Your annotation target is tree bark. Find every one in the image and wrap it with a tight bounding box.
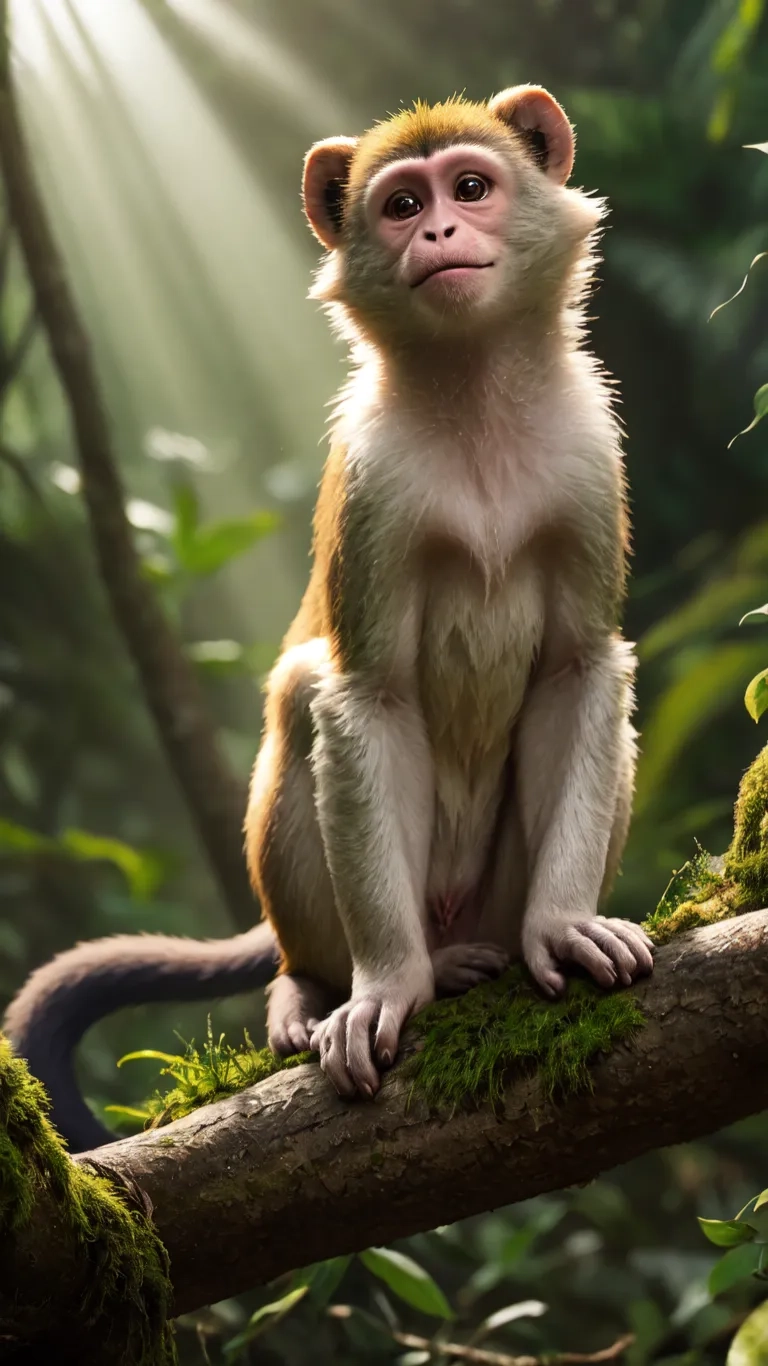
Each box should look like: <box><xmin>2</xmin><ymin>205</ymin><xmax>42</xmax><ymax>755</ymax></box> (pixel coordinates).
<box><xmin>8</xmin><ymin>911</ymin><xmax>767</xmax><ymax>1321</ymax></box>
<box><xmin>0</xmin><ymin>2</ymin><xmax>255</xmax><ymax>931</ymax></box>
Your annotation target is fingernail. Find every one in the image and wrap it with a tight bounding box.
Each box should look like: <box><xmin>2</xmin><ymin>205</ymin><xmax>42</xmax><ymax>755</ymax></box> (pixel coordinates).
<box><xmin>381</xmin><ymin>1050</ymin><xmax>392</xmax><ymax>1067</ymax></box>
<box><xmin>361</xmin><ymin>1083</ymin><xmax>374</xmax><ymax>1098</ymax></box>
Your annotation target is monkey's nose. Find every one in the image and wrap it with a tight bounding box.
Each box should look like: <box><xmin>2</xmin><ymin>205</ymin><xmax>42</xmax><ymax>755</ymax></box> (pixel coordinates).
<box><xmin>423</xmin><ymin>225</ymin><xmax>457</xmax><ymax>242</ymax></box>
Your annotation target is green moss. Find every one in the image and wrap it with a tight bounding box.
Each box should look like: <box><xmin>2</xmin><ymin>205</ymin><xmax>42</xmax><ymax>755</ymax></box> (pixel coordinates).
<box><xmin>405</xmin><ymin>967</ymin><xmax>644</xmax><ymax>1111</ymax></box>
<box><xmin>643</xmin><ymin>744</ymin><xmax>768</xmax><ymax>946</ymax></box>
<box><xmin>0</xmin><ymin>1034</ymin><xmax>176</xmax><ymax>1364</ymax></box>
<box><xmin>129</xmin><ymin>1021</ymin><xmax>310</xmax><ymax>1130</ymax></box>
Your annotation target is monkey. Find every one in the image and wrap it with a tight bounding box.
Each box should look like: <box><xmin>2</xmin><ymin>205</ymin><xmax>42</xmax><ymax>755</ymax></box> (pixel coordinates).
<box><xmin>244</xmin><ymin>83</ymin><xmax>654</xmax><ymax>1099</ymax></box>
<box><xmin>4</xmin><ymin>85</ymin><xmax>653</xmax><ymax>1147</ymax></box>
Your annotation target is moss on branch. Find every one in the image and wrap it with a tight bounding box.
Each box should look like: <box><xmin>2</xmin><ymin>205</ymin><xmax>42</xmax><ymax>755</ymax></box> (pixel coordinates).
<box><xmin>0</xmin><ymin>1037</ymin><xmax>176</xmax><ymax>1363</ymax></box>
<box><xmin>642</xmin><ymin>744</ymin><xmax>768</xmax><ymax>945</ymax></box>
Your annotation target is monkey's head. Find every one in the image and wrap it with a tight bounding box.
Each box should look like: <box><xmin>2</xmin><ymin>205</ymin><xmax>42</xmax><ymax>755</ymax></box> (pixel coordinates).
<box><xmin>303</xmin><ymin>86</ymin><xmax>603</xmax><ymax>346</ymax></box>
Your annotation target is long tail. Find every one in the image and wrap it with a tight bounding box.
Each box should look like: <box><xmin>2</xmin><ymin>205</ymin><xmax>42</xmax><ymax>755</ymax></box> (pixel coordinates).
<box><xmin>3</xmin><ymin>922</ymin><xmax>279</xmax><ymax>1152</ymax></box>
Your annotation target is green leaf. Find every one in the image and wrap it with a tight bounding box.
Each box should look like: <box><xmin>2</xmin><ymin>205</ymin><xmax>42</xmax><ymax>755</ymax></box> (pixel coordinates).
<box><xmin>699</xmin><ymin>1217</ymin><xmax>757</xmax><ymax>1248</ymax></box>
<box><xmin>727</xmin><ymin>1297</ymin><xmax>768</xmax><ymax>1366</ymax></box>
<box><xmin>360</xmin><ymin>1248</ymin><xmax>453</xmax><ymax>1320</ymax></box>
<box><xmin>709</xmin><ymin>1242</ymin><xmax>764</xmax><ymax>1297</ymax></box>
<box><xmin>292</xmin><ymin>1256</ymin><xmax>352</xmax><ymax>1306</ymax></box>
<box><xmin>117</xmin><ymin>1050</ymin><xmax>183</xmax><ymax>1068</ymax></box>
<box><xmin>103</xmin><ymin>1105</ymin><xmax>152</xmax><ymax>1121</ymax></box>
<box><xmin>754</xmin><ymin>1191</ymin><xmax>768</xmax><ymax>1213</ymax></box>
<box><xmin>223</xmin><ymin>1286</ymin><xmax>308</xmax><ymax>1358</ymax></box>
<box><xmin>59</xmin><ymin>829</ymin><xmax>164</xmax><ymax>899</ymax></box>
<box><xmin>398</xmin><ymin>1354</ymin><xmax>431</xmax><ymax>1365</ymax></box>
<box><xmin>140</xmin><ymin>553</ymin><xmax>175</xmax><ymax>584</ymax></box>
<box><xmin>745</xmin><ymin>669</ymin><xmax>768</xmax><ymax>723</ymax></box>
<box><xmin>634</xmin><ymin>641</ymin><xmax>768</xmax><ymax>814</ymax></box>
<box><xmin>740</xmin><ymin>605</ymin><xmax>768</xmax><ymax>626</ymax></box>
<box><xmin>172</xmin><ymin>483</ymin><xmax>200</xmax><ymax>548</ymax></box>
<box><xmin>0</xmin><ymin>818</ymin><xmax>52</xmax><ymax>854</ymax></box>
<box><xmin>0</xmin><ymin>821</ymin><xmax>163</xmax><ymax>899</ymax></box>
<box><xmin>479</xmin><ymin>1301</ymin><xmax>548</xmax><ymax>1333</ymax></box>
<box><xmin>175</xmin><ymin>512</ymin><xmax>280</xmax><ymax>577</ymax></box>
<box><xmin>728</xmin><ymin>384</ymin><xmax>768</xmax><ymax>448</ymax></box>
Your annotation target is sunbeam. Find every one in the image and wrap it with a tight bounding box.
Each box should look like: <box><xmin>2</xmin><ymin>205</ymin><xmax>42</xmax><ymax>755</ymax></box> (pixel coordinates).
<box><xmin>7</xmin><ymin>0</ymin><xmax>343</xmax><ymax>634</ymax></box>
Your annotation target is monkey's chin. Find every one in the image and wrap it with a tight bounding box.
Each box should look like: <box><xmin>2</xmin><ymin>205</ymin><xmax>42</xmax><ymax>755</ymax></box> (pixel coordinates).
<box><xmin>412</xmin><ymin>268</ymin><xmax>499</xmax><ymax>325</ymax></box>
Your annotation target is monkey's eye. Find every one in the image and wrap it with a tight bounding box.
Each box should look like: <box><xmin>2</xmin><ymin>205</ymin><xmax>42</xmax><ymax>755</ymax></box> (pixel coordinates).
<box><xmin>455</xmin><ymin>174</ymin><xmax>490</xmax><ymax>203</ymax></box>
<box><xmin>385</xmin><ymin>191</ymin><xmax>422</xmax><ymax>221</ymax></box>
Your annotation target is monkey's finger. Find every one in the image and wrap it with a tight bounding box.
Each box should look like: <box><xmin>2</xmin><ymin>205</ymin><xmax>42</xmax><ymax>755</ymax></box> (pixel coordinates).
<box><xmin>345</xmin><ymin>1000</ymin><xmax>382</xmax><ymax>1097</ymax></box>
<box><xmin>580</xmin><ymin>921</ymin><xmax>637</xmax><ymax>987</ymax></box>
<box><xmin>599</xmin><ymin>919</ymin><xmax>655</xmax><ymax>974</ymax></box>
<box><xmin>268</xmin><ymin>1021</ymin><xmax>301</xmax><ymax>1058</ymax></box>
<box><xmin>286</xmin><ymin>1021</ymin><xmax>313</xmax><ymax>1054</ymax></box>
<box><xmin>374</xmin><ymin>1001</ymin><xmax>407</xmax><ymax>1069</ymax></box>
<box><xmin>524</xmin><ymin>943</ymin><xmax>567</xmax><ymax>999</ymax></box>
<box><xmin>317</xmin><ymin>1009</ymin><xmax>357</xmax><ymax>1098</ymax></box>
<box><xmin>558</xmin><ymin>927</ymin><xmax>617</xmax><ymax>990</ymax></box>
<box><xmin>616</xmin><ymin>920</ymin><xmax>655</xmax><ymax>952</ymax></box>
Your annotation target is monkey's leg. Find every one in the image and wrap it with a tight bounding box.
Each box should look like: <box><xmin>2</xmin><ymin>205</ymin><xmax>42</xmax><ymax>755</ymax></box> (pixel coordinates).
<box><xmin>246</xmin><ymin>641</ymin><xmax>351</xmax><ymax>1057</ymax></box>
<box><xmin>516</xmin><ymin>642</ymin><xmax>653</xmax><ymax>997</ymax></box>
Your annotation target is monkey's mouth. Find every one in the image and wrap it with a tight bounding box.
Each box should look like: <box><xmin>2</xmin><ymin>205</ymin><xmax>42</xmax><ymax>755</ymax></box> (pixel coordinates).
<box><xmin>412</xmin><ymin>262</ymin><xmax>494</xmax><ymax>288</ymax></box>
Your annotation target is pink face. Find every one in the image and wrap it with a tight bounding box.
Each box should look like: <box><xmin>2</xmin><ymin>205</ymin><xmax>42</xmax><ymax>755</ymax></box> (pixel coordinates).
<box><xmin>365</xmin><ymin>144</ymin><xmax>513</xmax><ymax>313</ymax></box>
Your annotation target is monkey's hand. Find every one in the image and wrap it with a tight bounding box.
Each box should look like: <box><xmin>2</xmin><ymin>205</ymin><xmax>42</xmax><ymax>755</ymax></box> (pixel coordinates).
<box><xmin>432</xmin><ymin>943</ymin><xmax>509</xmax><ymax>996</ymax></box>
<box><xmin>523</xmin><ymin>914</ymin><xmax>654</xmax><ymax>999</ymax></box>
<box><xmin>309</xmin><ymin>966</ymin><xmax>434</xmax><ymax>1099</ymax></box>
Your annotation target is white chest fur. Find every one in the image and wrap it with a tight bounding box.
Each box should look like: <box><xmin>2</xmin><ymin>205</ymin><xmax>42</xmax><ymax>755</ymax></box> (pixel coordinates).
<box><xmin>419</xmin><ymin>546</ymin><xmax>545</xmax><ymax>769</ymax></box>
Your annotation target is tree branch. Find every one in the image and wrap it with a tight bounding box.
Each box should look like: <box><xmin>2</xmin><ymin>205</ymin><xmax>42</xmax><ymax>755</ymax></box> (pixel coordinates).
<box><xmin>8</xmin><ymin>912</ymin><xmax>768</xmax><ymax>1322</ymax></box>
<box><xmin>380</xmin><ymin>1325</ymin><xmax>634</xmax><ymax>1366</ymax></box>
<box><xmin>0</xmin><ymin>3</ymin><xmax>255</xmax><ymax>930</ymax></box>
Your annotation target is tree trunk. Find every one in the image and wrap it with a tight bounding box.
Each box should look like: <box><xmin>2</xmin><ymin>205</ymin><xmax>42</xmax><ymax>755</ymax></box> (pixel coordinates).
<box><xmin>0</xmin><ymin>0</ymin><xmax>255</xmax><ymax>931</ymax></box>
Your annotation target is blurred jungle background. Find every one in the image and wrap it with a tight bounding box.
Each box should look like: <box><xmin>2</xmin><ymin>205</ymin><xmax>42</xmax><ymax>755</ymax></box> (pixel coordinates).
<box><xmin>2</xmin><ymin>0</ymin><xmax>768</xmax><ymax>1361</ymax></box>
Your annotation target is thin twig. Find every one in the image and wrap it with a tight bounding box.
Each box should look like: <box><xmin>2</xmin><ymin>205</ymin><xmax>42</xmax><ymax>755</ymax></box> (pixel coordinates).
<box><xmin>0</xmin><ymin>299</ymin><xmax>37</xmax><ymax>405</ymax></box>
<box><xmin>390</xmin><ymin>1329</ymin><xmax>635</xmax><ymax>1366</ymax></box>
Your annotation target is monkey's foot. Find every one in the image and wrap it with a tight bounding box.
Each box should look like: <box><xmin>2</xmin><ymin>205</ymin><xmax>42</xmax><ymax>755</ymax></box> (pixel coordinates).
<box><xmin>309</xmin><ymin>967</ymin><xmax>433</xmax><ymax>1099</ymax></box>
<box><xmin>432</xmin><ymin>942</ymin><xmax>509</xmax><ymax>996</ymax></box>
<box><xmin>524</xmin><ymin>915</ymin><xmax>654</xmax><ymax>999</ymax></box>
<box><xmin>267</xmin><ymin>973</ymin><xmax>336</xmax><ymax>1057</ymax></box>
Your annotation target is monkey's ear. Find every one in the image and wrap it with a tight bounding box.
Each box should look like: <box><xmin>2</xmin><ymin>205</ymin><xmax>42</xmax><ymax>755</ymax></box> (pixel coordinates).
<box><xmin>303</xmin><ymin>137</ymin><xmax>358</xmax><ymax>250</ymax></box>
<box><xmin>488</xmin><ymin>86</ymin><xmax>574</xmax><ymax>185</ymax></box>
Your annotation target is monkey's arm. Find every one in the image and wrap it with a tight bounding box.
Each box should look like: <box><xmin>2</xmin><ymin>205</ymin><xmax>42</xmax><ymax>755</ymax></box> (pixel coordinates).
<box><xmin>516</xmin><ymin>633</ymin><xmax>653</xmax><ymax>995</ymax></box>
<box><xmin>308</xmin><ymin>502</ymin><xmax>435</xmax><ymax>1097</ymax></box>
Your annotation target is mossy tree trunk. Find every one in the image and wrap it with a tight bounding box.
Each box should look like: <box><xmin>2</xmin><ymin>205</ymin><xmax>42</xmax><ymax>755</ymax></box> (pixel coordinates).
<box><xmin>6</xmin><ymin>911</ymin><xmax>768</xmax><ymax>1325</ymax></box>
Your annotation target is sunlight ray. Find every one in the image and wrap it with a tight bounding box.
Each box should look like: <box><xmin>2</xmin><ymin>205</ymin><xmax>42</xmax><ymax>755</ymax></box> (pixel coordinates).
<box><xmin>165</xmin><ymin>0</ymin><xmax>352</xmax><ymax>130</ymax></box>
<box><xmin>9</xmin><ymin>0</ymin><xmax>340</xmax><ymax>465</ymax></box>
